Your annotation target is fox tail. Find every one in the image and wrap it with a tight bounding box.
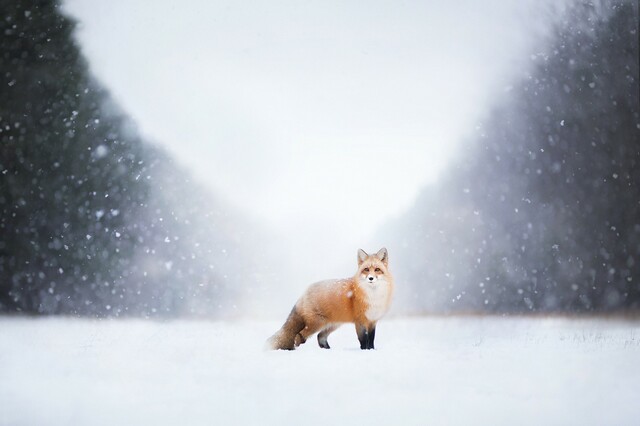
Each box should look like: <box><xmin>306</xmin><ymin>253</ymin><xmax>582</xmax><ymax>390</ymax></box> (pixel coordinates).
<box><xmin>265</xmin><ymin>305</ymin><xmax>306</xmax><ymax>350</ymax></box>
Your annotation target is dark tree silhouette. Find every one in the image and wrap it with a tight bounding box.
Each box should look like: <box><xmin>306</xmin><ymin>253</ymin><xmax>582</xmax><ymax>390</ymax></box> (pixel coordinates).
<box><xmin>1</xmin><ymin>1</ymin><xmax>148</xmax><ymax>314</ymax></box>
<box><xmin>0</xmin><ymin>1</ymin><xmax>268</xmax><ymax>316</ymax></box>
<box><xmin>386</xmin><ymin>0</ymin><xmax>639</xmax><ymax>314</ymax></box>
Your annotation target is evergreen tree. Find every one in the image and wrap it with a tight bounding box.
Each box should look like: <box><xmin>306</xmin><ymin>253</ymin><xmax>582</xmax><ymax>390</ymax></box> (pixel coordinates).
<box><xmin>0</xmin><ymin>0</ymin><xmax>267</xmax><ymax>316</ymax></box>
<box><xmin>0</xmin><ymin>1</ymin><xmax>147</xmax><ymax>314</ymax></box>
<box><xmin>387</xmin><ymin>0</ymin><xmax>639</xmax><ymax>313</ymax></box>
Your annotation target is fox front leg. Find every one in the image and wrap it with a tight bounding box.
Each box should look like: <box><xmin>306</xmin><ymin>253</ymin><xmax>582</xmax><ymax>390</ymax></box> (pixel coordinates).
<box><xmin>367</xmin><ymin>323</ymin><xmax>376</xmax><ymax>350</ymax></box>
<box><xmin>356</xmin><ymin>324</ymin><xmax>368</xmax><ymax>349</ymax></box>
<box><xmin>356</xmin><ymin>323</ymin><xmax>375</xmax><ymax>350</ymax></box>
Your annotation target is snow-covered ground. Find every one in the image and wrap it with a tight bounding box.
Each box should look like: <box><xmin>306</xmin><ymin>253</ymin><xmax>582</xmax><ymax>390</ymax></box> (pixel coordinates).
<box><xmin>1</xmin><ymin>316</ymin><xmax>638</xmax><ymax>426</ymax></box>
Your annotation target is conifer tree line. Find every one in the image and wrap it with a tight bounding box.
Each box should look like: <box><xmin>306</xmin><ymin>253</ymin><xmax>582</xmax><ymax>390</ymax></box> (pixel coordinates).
<box><xmin>0</xmin><ymin>0</ymin><xmax>265</xmax><ymax>317</ymax></box>
<box><xmin>1</xmin><ymin>0</ymin><xmax>638</xmax><ymax>317</ymax></box>
<box><xmin>387</xmin><ymin>0</ymin><xmax>639</xmax><ymax>313</ymax></box>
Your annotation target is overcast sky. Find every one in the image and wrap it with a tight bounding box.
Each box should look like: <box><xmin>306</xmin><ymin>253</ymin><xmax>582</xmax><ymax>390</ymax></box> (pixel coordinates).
<box><xmin>63</xmin><ymin>0</ymin><xmax>552</xmax><ymax>280</ymax></box>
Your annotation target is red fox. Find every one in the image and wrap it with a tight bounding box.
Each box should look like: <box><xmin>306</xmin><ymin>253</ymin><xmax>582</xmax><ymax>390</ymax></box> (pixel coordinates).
<box><xmin>266</xmin><ymin>248</ymin><xmax>394</xmax><ymax>350</ymax></box>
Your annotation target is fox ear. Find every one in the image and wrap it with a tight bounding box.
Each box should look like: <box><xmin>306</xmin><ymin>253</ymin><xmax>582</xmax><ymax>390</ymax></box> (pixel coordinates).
<box><xmin>375</xmin><ymin>247</ymin><xmax>388</xmax><ymax>265</ymax></box>
<box><xmin>357</xmin><ymin>249</ymin><xmax>368</xmax><ymax>265</ymax></box>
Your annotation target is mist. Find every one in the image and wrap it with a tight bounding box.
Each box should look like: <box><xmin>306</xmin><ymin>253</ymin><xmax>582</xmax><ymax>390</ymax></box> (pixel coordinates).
<box><xmin>0</xmin><ymin>0</ymin><xmax>640</xmax><ymax>317</ymax></box>
<box><xmin>383</xmin><ymin>0</ymin><xmax>639</xmax><ymax>314</ymax></box>
<box><xmin>2</xmin><ymin>0</ymin><xmax>638</xmax><ymax>319</ymax></box>
<box><xmin>2</xmin><ymin>1</ymin><xmax>639</xmax><ymax>424</ymax></box>
<box><xmin>50</xmin><ymin>0</ymin><xmax>562</xmax><ymax>315</ymax></box>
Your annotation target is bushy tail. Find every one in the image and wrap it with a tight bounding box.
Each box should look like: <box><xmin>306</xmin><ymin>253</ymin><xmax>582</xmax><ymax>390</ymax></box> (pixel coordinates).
<box><xmin>265</xmin><ymin>305</ymin><xmax>306</xmax><ymax>350</ymax></box>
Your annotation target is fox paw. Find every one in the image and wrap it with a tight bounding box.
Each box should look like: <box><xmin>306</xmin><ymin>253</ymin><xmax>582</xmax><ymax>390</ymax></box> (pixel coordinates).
<box><xmin>294</xmin><ymin>333</ymin><xmax>306</xmax><ymax>347</ymax></box>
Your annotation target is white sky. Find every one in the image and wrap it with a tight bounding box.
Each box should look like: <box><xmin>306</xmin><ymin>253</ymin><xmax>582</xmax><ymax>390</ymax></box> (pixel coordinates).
<box><xmin>63</xmin><ymin>0</ymin><xmax>546</xmax><ymax>280</ymax></box>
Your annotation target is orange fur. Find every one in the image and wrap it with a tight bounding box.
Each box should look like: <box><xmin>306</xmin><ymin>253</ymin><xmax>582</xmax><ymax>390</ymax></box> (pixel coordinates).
<box><xmin>266</xmin><ymin>248</ymin><xmax>394</xmax><ymax>350</ymax></box>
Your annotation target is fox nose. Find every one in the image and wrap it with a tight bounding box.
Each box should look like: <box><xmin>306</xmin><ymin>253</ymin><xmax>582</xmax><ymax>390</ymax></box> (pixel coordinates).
<box><xmin>368</xmin><ymin>276</ymin><xmax>374</xmax><ymax>282</ymax></box>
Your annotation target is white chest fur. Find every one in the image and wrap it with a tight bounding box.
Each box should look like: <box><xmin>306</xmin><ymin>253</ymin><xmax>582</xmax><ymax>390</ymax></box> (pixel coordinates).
<box><xmin>361</xmin><ymin>279</ymin><xmax>390</xmax><ymax>322</ymax></box>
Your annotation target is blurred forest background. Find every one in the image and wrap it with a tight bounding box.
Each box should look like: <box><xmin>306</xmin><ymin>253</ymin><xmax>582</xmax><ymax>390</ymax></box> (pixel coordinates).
<box><xmin>1</xmin><ymin>0</ymin><xmax>638</xmax><ymax>317</ymax></box>
<box><xmin>0</xmin><ymin>0</ymin><xmax>278</xmax><ymax>317</ymax></box>
<box><xmin>385</xmin><ymin>0</ymin><xmax>639</xmax><ymax>314</ymax></box>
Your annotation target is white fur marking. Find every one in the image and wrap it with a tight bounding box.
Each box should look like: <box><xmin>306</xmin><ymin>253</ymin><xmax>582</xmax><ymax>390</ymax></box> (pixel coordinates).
<box><xmin>361</xmin><ymin>278</ymin><xmax>390</xmax><ymax>321</ymax></box>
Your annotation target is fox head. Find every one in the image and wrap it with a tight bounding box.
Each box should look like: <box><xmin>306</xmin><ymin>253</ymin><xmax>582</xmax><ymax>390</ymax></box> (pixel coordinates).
<box><xmin>356</xmin><ymin>248</ymin><xmax>389</xmax><ymax>285</ymax></box>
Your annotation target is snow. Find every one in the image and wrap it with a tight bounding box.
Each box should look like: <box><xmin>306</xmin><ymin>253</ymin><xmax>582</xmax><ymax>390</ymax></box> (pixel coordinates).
<box><xmin>1</xmin><ymin>317</ymin><xmax>638</xmax><ymax>426</ymax></box>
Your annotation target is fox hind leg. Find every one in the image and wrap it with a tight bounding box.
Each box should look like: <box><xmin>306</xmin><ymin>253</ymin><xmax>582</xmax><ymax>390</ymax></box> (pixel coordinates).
<box><xmin>294</xmin><ymin>319</ymin><xmax>324</xmax><ymax>348</ymax></box>
<box><xmin>317</xmin><ymin>324</ymin><xmax>339</xmax><ymax>349</ymax></box>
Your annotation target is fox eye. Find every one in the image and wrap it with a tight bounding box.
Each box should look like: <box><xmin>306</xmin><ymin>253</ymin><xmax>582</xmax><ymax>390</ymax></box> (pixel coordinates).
<box><xmin>375</xmin><ymin>268</ymin><xmax>382</xmax><ymax>273</ymax></box>
<box><xmin>363</xmin><ymin>268</ymin><xmax>369</xmax><ymax>273</ymax></box>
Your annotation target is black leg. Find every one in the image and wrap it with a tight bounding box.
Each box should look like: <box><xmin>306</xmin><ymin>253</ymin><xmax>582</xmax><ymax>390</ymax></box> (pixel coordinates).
<box><xmin>367</xmin><ymin>325</ymin><xmax>376</xmax><ymax>350</ymax></box>
<box><xmin>317</xmin><ymin>330</ymin><xmax>330</xmax><ymax>349</ymax></box>
<box><xmin>356</xmin><ymin>324</ymin><xmax>368</xmax><ymax>350</ymax></box>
